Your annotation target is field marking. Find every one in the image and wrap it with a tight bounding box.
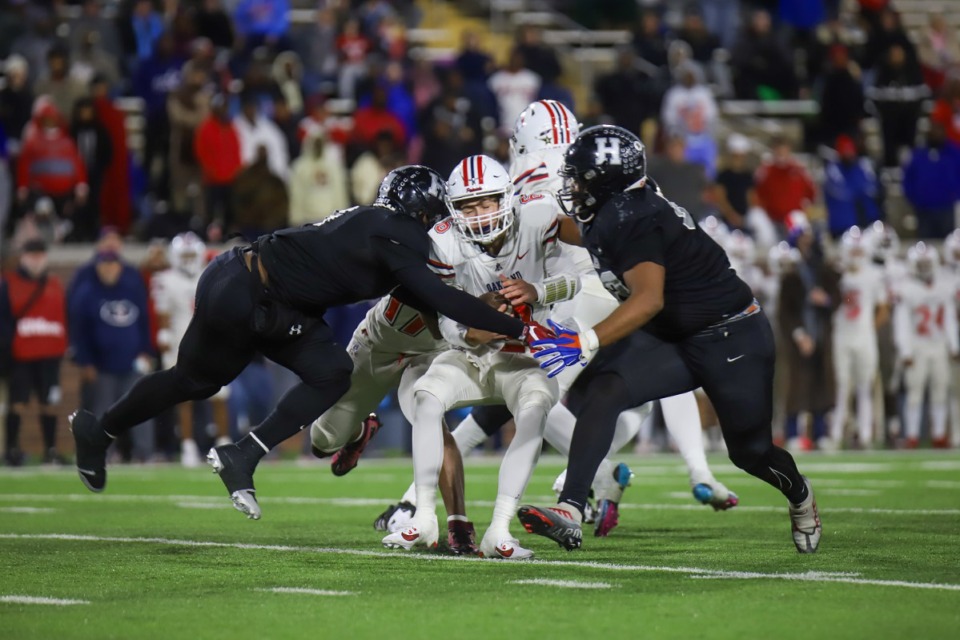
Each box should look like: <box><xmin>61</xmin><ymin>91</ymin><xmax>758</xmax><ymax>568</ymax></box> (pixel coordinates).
<box><xmin>0</xmin><ymin>493</ymin><xmax>958</xmax><ymax>516</ymax></box>
<box><xmin>3</xmin><ymin>533</ymin><xmax>960</xmax><ymax>593</ymax></box>
<box><xmin>0</xmin><ymin>507</ymin><xmax>57</xmax><ymax>514</ymax></box>
<box><xmin>927</xmin><ymin>480</ymin><xmax>960</xmax><ymax>490</ymax></box>
<box><xmin>175</xmin><ymin>502</ymin><xmax>229</xmax><ymax>510</ymax></box>
<box><xmin>509</xmin><ymin>579</ymin><xmax>612</xmax><ymax>589</ymax></box>
<box><xmin>0</xmin><ymin>595</ymin><xmax>89</xmax><ymax>606</ymax></box>
<box><xmin>257</xmin><ymin>587</ymin><xmax>356</xmax><ymax>596</ymax></box>
<box><xmin>818</xmin><ymin>489</ymin><xmax>881</xmax><ymax>497</ymax></box>
<box><xmin>918</xmin><ymin>461</ymin><xmax>960</xmax><ymax>471</ymax></box>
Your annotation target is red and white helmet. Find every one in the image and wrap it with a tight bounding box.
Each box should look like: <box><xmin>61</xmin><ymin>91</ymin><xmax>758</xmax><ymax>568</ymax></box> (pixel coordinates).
<box><xmin>862</xmin><ymin>220</ymin><xmax>899</xmax><ymax>261</ymax></box>
<box><xmin>446</xmin><ymin>155</ymin><xmax>514</xmax><ymax>244</ymax></box>
<box><xmin>768</xmin><ymin>241</ymin><xmax>800</xmax><ymax>276</ymax></box>
<box><xmin>510</xmin><ymin>99</ymin><xmax>580</xmax><ymax>157</ymax></box>
<box><xmin>169</xmin><ymin>231</ymin><xmax>206</xmax><ymax>277</ymax></box>
<box><xmin>700</xmin><ymin>215</ymin><xmax>730</xmax><ymax>245</ymax></box>
<box><xmin>840</xmin><ymin>226</ymin><xmax>868</xmax><ymax>269</ymax></box>
<box><xmin>725</xmin><ymin>229</ymin><xmax>756</xmax><ymax>265</ymax></box>
<box><xmin>944</xmin><ymin>228</ymin><xmax>960</xmax><ymax>265</ymax></box>
<box><xmin>907</xmin><ymin>241</ymin><xmax>939</xmax><ymax>282</ymax></box>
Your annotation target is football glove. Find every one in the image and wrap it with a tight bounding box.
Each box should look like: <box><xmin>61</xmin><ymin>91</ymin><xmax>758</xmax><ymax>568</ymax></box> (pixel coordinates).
<box><xmin>522</xmin><ymin>320</ymin><xmax>556</xmax><ymax>347</ymax></box>
<box><xmin>532</xmin><ymin>319</ymin><xmax>599</xmax><ymax>378</ymax></box>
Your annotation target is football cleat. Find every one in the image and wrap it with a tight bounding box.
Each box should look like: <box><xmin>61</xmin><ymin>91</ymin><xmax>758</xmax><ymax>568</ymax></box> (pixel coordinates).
<box><xmin>447</xmin><ymin>520</ymin><xmax>481</xmax><ymax>556</ymax></box>
<box><xmin>592</xmin><ymin>462</ymin><xmax>634</xmax><ymax>536</ymax></box>
<box><xmin>69</xmin><ymin>410</ymin><xmax>110</xmax><ymax>492</ymax></box>
<box><xmin>692</xmin><ymin>481</ymin><xmax>740</xmax><ymax>511</ymax></box>
<box><xmin>373</xmin><ymin>501</ymin><xmax>417</xmax><ymax>532</ymax></box>
<box><xmin>517</xmin><ymin>505</ymin><xmax>582</xmax><ymax>550</ymax></box>
<box><xmin>330</xmin><ymin>414</ymin><xmax>382</xmax><ymax>476</ymax></box>
<box><xmin>181</xmin><ymin>439</ymin><xmax>201</xmax><ymax>468</ymax></box>
<box><xmin>206</xmin><ymin>444</ymin><xmax>261</xmax><ymax>520</ymax></box>
<box><xmin>479</xmin><ymin>531</ymin><xmax>535</xmax><ymax>560</ymax></box>
<box><xmin>382</xmin><ymin>515</ymin><xmax>439</xmax><ymax>551</ymax></box>
<box><xmin>789</xmin><ymin>476</ymin><xmax>821</xmax><ymax>553</ymax></box>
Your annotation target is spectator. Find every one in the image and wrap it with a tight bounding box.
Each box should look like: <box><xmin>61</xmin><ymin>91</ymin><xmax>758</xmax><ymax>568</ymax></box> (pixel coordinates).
<box><xmin>16</xmin><ymin>102</ymin><xmax>88</xmax><ymax>227</ymax></box>
<box><xmin>419</xmin><ymin>85</ymin><xmax>483</xmax><ymax>174</ymax></box>
<box><xmin>660</xmin><ymin>61</ymin><xmax>719</xmax><ymax>177</ymax></box>
<box><xmin>0</xmin><ymin>123</ymin><xmax>8</xmax><ymax>232</ymax></box>
<box><xmin>0</xmin><ymin>239</ymin><xmax>68</xmax><ymax>466</ymax></box>
<box><xmin>69</xmin><ymin>0</ymin><xmax>122</xmax><ymax>62</ymax></box>
<box><xmin>456</xmin><ymin>29</ymin><xmax>494</xmax><ymax>84</ymax></box>
<box><xmin>302</xmin><ymin>8</ymin><xmax>338</xmax><ymax>95</ymax></box>
<box><xmin>381</xmin><ymin>61</ymin><xmax>417</xmax><ymax>140</ymax></box>
<box><xmin>674</xmin><ymin>7</ymin><xmax>721</xmax><ymax>65</ymax></box>
<box><xmin>230</xmin><ymin>145</ymin><xmax>288</xmax><ymax>238</ymax></box>
<box><xmin>351</xmin><ymin>130</ymin><xmax>402</xmax><ymax>204</ymax></box>
<box><xmin>376</xmin><ymin>14</ymin><xmax>407</xmax><ymax>62</ymax></box>
<box><xmin>866</xmin><ymin>44</ymin><xmax>929</xmax><ymax>167</ymax></box>
<box><xmin>862</xmin><ymin>8</ymin><xmax>916</xmax><ymax>72</ymax></box>
<box><xmin>130</xmin><ymin>0</ymin><xmax>164</xmax><ymax>63</ymax></box>
<box><xmin>181</xmin><ymin>37</ymin><xmax>217</xmax><ymax>83</ymax></box>
<box><xmin>701</xmin><ymin>0</ymin><xmax>740</xmax><ymax>50</ymax></box>
<box><xmin>488</xmin><ymin>50</ymin><xmax>540</xmax><ymax>131</ymax></box>
<box><xmin>272</xmin><ymin>97</ymin><xmax>301</xmax><ymax>160</ymax></box>
<box><xmin>272</xmin><ymin>51</ymin><xmax>305</xmax><ymax>116</ymax></box>
<box><xmin>513</xmin><ymin>25</ymin><xmax>562</xmax><ymax>84</ymax></box>
<box><xmin>336</xmin><ymin>17</ymin><xmax>371</xmax><ymax>100</ymax></box>
<box><xmin>730</xmin><ymin>9</ymin><xmax>797</xmax><ymax>99</ymax></box>
<box><xmin>91</xmin><ymin>76</ymin><xmax>132</xmax><ymax>234</ymax></box>
<box><xmin>351</xmin><ymin>84</ymin><xmax>407</xmax><ymax>149</ymax></box>
<box><xmin>71</xmin><ymin>98</ymin><xmax>113</xmax><ymax>241</ymax></box>
<box><xmin>754</xmin><ymin>137</ymin><xmax>817</xmax><ymax>231</ymax></box>
<box><xmin>9</xmin><ymin>12</ymin><xmax>54</xmax><ymax>86</ymax></box>
<box><xmin>823</xmin><ymin>135</ymin><xmax>882</xmax><ymax>238</ymax></box>
<box><xmin>194</xmin><ymin>0</ymin><xmax>234</xmax><ymax>50</ymax></box>
<box><xmin>778</xmin><ymin>213</ymin><xmax>841</xmax><ymax>451</ymax></box>
<box><xmin>167</xmin><ymin>66</ymin><xmax>211</xmax><ymax>217</ymax></box>
<box><xmin>34</xmin><ymin>46</ymin><xmax>87</xmax><ymax>120</ymax></box>
<box><xmin>929</xmin><ymin>76</ymin><xmax>960</xmax><ymax>147</ymax></box>
<box><xmin>195</xmin><ymin>94</ymin><xmax>241</xmax><ymax>230</ymax></box>
<box><xmin>916</xmin><ymin>14</ymin><xmax>959</xmax><ymax>93</ymax></box>
<box><xmin>233</xmin><ymin>92</ymin><xmax>289</xmax><ymax>179</ymax></box>
<box><xmin>69</xmin><ymin>248</ymin><xmax>154</xmax><ymax>462</ymax></box>
<box><xmin>0</xmin><ymin>55</ymin><xmax>33</xmax><ymax>157</ymax></box>
<box><xmin>632</xmin><ymin>8</ymin><xmax>669</xmax><ymax>69</ymax></box>
<box><xmin>234</xmin><ymin>0</ymin><xmax>290</xmax><ymax>53</ymax></box>
<box><xmin>815</xmin><ymin>44</ymin><xmax>865</xmax><ymax>146</ymax></box>
<box><xmin>70</xmin><ymin>30</ymin><xmax>121</xmax><ymax>90</ymax></box>
<box><xmin>712</xmin><ymin>134</ymin><xmax>770</xmax><ymax>238</ymax></box>
<box><xmin>903</xmin><ymin>124</ymin><xmax>960</xmax><ymax>240</ymax></box>
<box><xmin>297</xmin><ymin>95</ymin><xmax>351</xmax><ymax>151</ymax></box>
<box><xmin>288</xmin><ymin>130</ymin><xmax>349</xmax><ymax>225</ymax></box>
<box><xmin>646</xmin><ymin>135</ymin><xmax>709</xmax><ymax>220</ymax></box>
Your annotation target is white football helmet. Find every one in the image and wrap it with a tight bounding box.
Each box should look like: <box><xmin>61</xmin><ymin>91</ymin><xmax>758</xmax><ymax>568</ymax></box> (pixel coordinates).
<box><xmin>446</xmin><ymin>155</ymin><xmax>514</xmax><ymax>244</ymax></box>
<box><xmin>862</xmin><ymin>220</ymin><xmax>899</xmax><ymax>262</ymax></box>
<box><xmin>700</xmin><ymin>215</ymin><xmax>731</xmax><ymax>245</ymax></box>
<box><xmin>725</xmin><ymin>229</ymin><xmax>756</xmax><ymax>265</ymax></box>
<box><xmin>907</xmin><ymin>241</ymin><xmax>939</xmax><ymax>282</ymax></box>
<box><xmin>768</xmin><ymin>241</ymin><xmax>800</xmax><ymax>276</ymax></box>
<box><xmin>510</xmin><ymin>99</ymin><xmax>580</xmax><ymax>158</ymax></box>
<box><xmin>943</xmin><ymin>228</ymin><xmax>960</xmax><ymax>265</ymax></box>
<box><xmin>839</xmin><ymin>226</ymin><xmax>868</xmax><ymax>270</ymax></box>
<box><xmin>169</xmin><ymin>232</ymin><xmax>206</xmax><ymax>277</ymax></box>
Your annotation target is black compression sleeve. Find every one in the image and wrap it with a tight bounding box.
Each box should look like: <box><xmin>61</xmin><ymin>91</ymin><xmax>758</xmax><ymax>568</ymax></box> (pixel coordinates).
<box><xmin>393</xmin><ymin>264</ymin><xmax>526</xmax><ymax>338</ymax></box>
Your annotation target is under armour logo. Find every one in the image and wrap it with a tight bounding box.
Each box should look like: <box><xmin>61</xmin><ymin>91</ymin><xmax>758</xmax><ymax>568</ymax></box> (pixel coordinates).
<box><xmin>289</xmin><ymin>324</ymin><xmax>302</xmax><ymax>336</ymax></box>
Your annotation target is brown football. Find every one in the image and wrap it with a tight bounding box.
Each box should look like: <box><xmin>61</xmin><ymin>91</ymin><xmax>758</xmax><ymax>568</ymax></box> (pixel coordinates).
<box><xmin>479</xmin><ymin>291</ymin><xmax>515</xmax><ymax>316</ymax></box>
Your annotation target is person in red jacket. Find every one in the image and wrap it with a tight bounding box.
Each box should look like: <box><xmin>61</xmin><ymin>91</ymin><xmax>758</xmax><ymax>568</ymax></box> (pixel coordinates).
<box><xmin>754</xmin><ymin>137</ymin><xmax>817</xmax><ymax>232</ymax></box>
<box><xmin>195</xmin><ymin>94</ymin><xmax>242</xmax><ymax>232</ymax></box>
<box><xmin>92</xmin><ymin>76</ymin><xmax>133</xmax><ymax>235</ymax></box>
<box><xmin>16</xmin><ymin>102</ymin><xmax>89</xmax><ymax>224</ymax></box>
<box><xmin>0</xmin><ymin>239</ymin><xmax>69</xmax><ymax>466</ymax></box>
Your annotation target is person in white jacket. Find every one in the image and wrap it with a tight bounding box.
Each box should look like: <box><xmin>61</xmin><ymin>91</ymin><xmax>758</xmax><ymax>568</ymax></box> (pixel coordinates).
<box><xmin>288</xmin><ymin>130</ymin><xmax>349</xmax><ymax>224</ymax></box>
<box><xmin>233</xmin><ymin>94</ymin><xmax>289</xmax><ymax>180</ymax></box>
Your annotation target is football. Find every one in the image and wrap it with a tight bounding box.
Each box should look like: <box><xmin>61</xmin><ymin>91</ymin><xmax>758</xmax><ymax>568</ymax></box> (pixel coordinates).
<box><xmin>479</xmin><ymin>290</ymin><xmax>515</xmax><ymax>316</ymax></box>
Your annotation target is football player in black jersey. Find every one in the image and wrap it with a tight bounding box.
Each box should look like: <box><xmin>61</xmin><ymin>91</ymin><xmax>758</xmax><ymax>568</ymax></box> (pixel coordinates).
<box><xmin>69</xmin><ymin>166</ymin><xmax>553</xmax><ymax>520</ymax></box>
<box><xmin>517</xmin><ymin>126</ymin><xmax>821</xmax><ymax>553</ymax></box>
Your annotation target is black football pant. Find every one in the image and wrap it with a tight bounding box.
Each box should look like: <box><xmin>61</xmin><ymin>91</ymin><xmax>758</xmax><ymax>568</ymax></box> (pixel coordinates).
<box><xmin>560</xmin><ymin>310</ymin><xmax>807</xmax><ymax>512</ymax></box>
<box><xmin>100</xmin><ymin>248</ymin><xmax>353</xmax><ymax>454</ymax></box>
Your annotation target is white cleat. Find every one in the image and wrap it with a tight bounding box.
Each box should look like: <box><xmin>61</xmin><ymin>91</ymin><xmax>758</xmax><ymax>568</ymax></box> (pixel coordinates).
<box><xmin>479</xmin><ymin>531</ymin><xmax>535</xmax><ymax>560</ymax></box>
<box><xmin>181</xmin><ymin>439</ymin><xmax>201</xmax><ymax>468</ymax></box>
<box><xmin>382</xmin><ymin>516</ymin><xmax>439</xmax><ymax>551</ymax></box>
<box><xmin>789</xmin><ymin>476</ymin><xmax>821</xmax><ymax>553</ymax></box>
<box><xmin>690</xmin><ymin>475</ymin><xmax>739</xmax><ymax>511</ymax></box>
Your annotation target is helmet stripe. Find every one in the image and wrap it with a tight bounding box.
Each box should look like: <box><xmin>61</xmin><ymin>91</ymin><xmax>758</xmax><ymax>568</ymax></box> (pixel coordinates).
<box><xmin>475</xmin><ymin>155</ymin><xmax>484</xmax><ymax>186</ymax></box>
<box><xmin>540</xmin><ymin>100</ymin><xmax>559</xmax><ymax>145</ymax></box>
<box><xmin>461</xmin><ymin>157</ymin><xmax>469</xmax><ymax>187</ymax></box>
<box><xmin>549</xmin><ymin>100</ymin><xmax>568</xmax><ymax>144</ymax></box>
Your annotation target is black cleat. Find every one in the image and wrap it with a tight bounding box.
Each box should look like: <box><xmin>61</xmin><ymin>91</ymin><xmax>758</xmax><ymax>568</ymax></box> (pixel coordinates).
<box><xmin>517</xmin><ymin>505</ymin><xmax>583</xmax><ymax>551</ymax></box>
<box><xmin>69</xmin><ymin>410</ymin><xmax>110</xmax><ymax>492</ymax></box>
<box><xmin>447</xmin><ymin>520</ymin><xmax>480</xmax><ymax>556</ymax></box>
<box><xmin>206</xmin><ymin>444</ymin><xmax>261</xmax><ymax>520</ymax></box>
<box><xmin>373</xmin><ymin>501</ymin><xmax>416</xmax><ymax>531</ymax></box>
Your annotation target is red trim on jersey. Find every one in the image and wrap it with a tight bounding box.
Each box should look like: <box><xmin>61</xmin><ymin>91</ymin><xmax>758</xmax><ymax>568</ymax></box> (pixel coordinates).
<box><xmin>513</xmin><ymin>167</ymin><xmax>537</xmax><ymax>185</ymax></box>
<box><xmin>427</xmin><ymin>258</ymin><xmax>454</xmax><ymax>270</ymax></box>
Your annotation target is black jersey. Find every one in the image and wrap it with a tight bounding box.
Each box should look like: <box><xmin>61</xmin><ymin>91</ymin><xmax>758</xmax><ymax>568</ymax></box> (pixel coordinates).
<box><xmin>581</xmin><ymin>185</ymin><xmax>754</xmax><ymax>341</ymax></box>
<box><xmin>257</xmin><ymin>206</ymin><xmax>526</xmax><ymax>337</ymax></box>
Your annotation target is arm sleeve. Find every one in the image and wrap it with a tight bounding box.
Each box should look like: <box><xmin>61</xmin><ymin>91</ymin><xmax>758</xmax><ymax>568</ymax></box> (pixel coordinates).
<box><xmin>537</xmin><ymin>231</ymin><xmax>582</xmax><ymax>305</ymax></box>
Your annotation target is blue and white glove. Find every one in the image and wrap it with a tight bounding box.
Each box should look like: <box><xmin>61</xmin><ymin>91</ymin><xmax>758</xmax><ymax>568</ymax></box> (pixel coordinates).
<box><xmin>531</xmin><ymin>319</ymin><xmax>599</xmax><ymax>378</ymax></box>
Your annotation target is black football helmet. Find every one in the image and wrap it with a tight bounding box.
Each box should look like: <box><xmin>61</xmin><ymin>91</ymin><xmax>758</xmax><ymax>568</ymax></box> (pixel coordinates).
<box><xmin>558</xmin><ymin>125</ymin><xmax>646</xmax><ymax>224</ymax></box>
<box><xmin>375</xmin><ymin>165</ymin><xmax>449</xmax><ymax>229</ymax></box>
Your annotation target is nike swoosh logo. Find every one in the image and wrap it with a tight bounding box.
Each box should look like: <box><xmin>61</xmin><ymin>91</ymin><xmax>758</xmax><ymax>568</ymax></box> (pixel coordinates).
<box><xmin>726</xmin><ymin>355</ymin><xmax>744</xmax><ymax>362</ymax></box>
<box><xmin>497</xmin><ymin>545</ymin><xmax>514</xmax><ymax>558</ymax></box>
<box><xmin>78</xmin><ymin>468</ymin><xmax>98</xmax><ymax>477</ymax></box>
<box><xmin>518</xmin><ymin>251</ymin><xmax>529</xmax><ymax>260</ymax></box>
<box><xmin>401</xmin><ymin>530</ymin><xmax>419</xmax><ymax>542</ymax></box>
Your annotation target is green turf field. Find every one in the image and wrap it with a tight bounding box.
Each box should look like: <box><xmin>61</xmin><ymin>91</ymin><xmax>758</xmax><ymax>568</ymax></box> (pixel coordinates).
<box><xmin>1</xmin><ymin>451</ymin><xmax>958</xmax><ymax>639</ymax></box>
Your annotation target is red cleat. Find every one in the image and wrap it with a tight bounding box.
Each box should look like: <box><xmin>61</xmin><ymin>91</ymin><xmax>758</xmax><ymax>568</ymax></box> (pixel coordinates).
<box><xmin>330</xmin><ymin>414</ymin><xmax>382</xmax><ymax>476</ymax></box>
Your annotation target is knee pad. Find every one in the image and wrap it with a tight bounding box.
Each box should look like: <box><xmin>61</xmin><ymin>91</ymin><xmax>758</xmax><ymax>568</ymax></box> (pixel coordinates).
<box><xmin>309</xmin><ymin>416</ymin><xmax>343</xmax><ymax>453</ymax></box>
<box><xmin>517</xmin><ymin>390</ymin><xmax>556</xmax><ymax>416</ymax></box>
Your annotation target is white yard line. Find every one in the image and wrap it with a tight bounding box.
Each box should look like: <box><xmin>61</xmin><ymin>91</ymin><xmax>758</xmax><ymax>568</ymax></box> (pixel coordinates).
<box><xmin>257</xmin><ymin>587</ymin><xmax>356</xmax><ymax>596</ymax></box>
<box><xmin>0</xmin><ymin>507</ymin><xmax>57</xmax><ymax>514</ymax></box>
<box><xmin>508</xmin><ymin>579</ymin><xmax>612</xmax><ymax>589</ymax></box>
<box><xmin>0</xmin><ymin>493</ymin><xmax>957</xmax><ymax>516</ymax></box>
<box><xmin>2</xmin><ymin>533</ymin><xmax>959</xmax><ymax>593</ymax></box>
<box><xmin>0</xmin><ymin>595</ymin><xmax>89</xmax><ymax>606</ymax></box>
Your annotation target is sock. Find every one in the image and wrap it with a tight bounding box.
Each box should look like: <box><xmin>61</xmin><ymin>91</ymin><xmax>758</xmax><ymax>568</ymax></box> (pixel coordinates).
<box><xmin>905</xmin><ymin>403</ymin><xmax>922</xmax><ymax>440</ymax></box>
<box><xmin>931</xmin><ymin>403</ymin><xmax>948</xmax><ymax>441</ymax></box>
<box><xmin>832</xmin><ymin>382</ymin><xmax>850</xmax><ymax>442</ymax></box>
<box><xmin>5</xmin><ymin>412</ymin><xmax>21</xmax><ymax>452</ymax></box>
<box><xmin>556</xmin><ymin>501</ymin><xmax>584</xmax><ymax>523</ymax></box>
<box><xmin>447</xmin><ymin>514</ymin><xmax>468</xmax><ymax>523</ymax></box>
<box><xmin>543</xmin><ymin>403</ymin><xmax>575</xmax><ymax>457</ymax></box>
<box><xmin>745</xmin><ymin>446</ymin><xmax>807</xmax><ymax>504</ymax></box>
<box><xmin>451</xmin><ymin>416</ymin><xmax>488</xmax><ymax>455</ymax></box>
<box><xmin>812</xmin><ymin>413</ymin><xmax>828</xmax><ymax>441</ymax></box>
<box><xmin>250</xmin><ymin>381</ymin><xmax>347</xmax><ymax>451</ymax></box>
<box><xmin>856</xmin><ymin>383</ymin><xmax>873</xmax><ymax>446</ymax></box>
<box><xmin>497</xmin><ymin>404</ymin><xmax>548</xmax><ymax>500</ymax></box>
<box><xmin>785</xmin><ymin>413</ymin><xmax>800</xmax><ymax>439</ymax></box>
<box><xmin>411</xmin><ymin>392</ymin><xmax>445</xmax><ymax>525</ymax></box>
<box><xmin>609</xmin><ymin>406</ymin><xmax>644</xmax><ymax>454</ymax></box>
<box><xmin>40</xmin><ymin>414</ymin><xmax>57</xmax><ymax>450</ymax></box>
<box><xmin>638</xmin><ymin>409</ymin><xmax>654</xmax><ymax>445</ymax></box>
<box><xmin>660</xmin><ymin>392</ymin><xmax>712</xmax><ymax>482</ymax></box>
<box><xmin>400</xmin><ymin>482</ymin><xmax>417</xmax><ymax>506</ymax></box>
<box><xmin>491</xmin><ymin>494</ymin><xmax>519</xmax><ymax>534</ymax></box>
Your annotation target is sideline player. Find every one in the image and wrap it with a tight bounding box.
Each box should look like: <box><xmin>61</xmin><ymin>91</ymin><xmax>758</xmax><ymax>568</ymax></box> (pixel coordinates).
<box><xmin>518</xmin><ymin>125</ymin><xmax>821</xmax><ymax>553</ymax></box>
<box><xmin>69</xmin><ymin>166</ymin><xmax>551</xmax><ymax>520</ymax></box>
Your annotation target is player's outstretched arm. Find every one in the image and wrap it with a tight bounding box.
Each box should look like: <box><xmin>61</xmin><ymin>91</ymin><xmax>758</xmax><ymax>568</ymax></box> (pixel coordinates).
<box><xmin>591</xmin><ymin>261</ymin><xmax>664</xmax><ymax>347</ymax></box>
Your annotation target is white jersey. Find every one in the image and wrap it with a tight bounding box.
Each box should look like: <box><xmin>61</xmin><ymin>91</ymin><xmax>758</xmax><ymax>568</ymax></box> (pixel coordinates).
<box><xmin>894</xmin><ymin>275</ymin><xmax>960</xmax><ymax>358</ymax></box>
<box><xmin>358</xmin><ymin>294</ymin><xmax>446</xmax><ymax>356</ymax></box>
<box><xmin>151</xmin><ymin>268</ymin><xmax>199</xmax><ymax>366</ymax></box>
<box><xmin>833</xmin><ymin>264</ymin><xmax>888</xmax><ymax>340</ymax></box>
<box><xmin>877</xmin><ymin>257</ymin><xmax>909</xmax><ymax>304</ymax></box>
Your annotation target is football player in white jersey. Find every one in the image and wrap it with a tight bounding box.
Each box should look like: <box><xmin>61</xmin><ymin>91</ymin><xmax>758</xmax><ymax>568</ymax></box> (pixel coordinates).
<box><xmin>942</xmin><ymin>229</ymin><xmax>960</xmax><ymax>446</ymax></box>
<box><xmin>829</xmin><ymin>227</ymin><xmax>889</xmax><ymax>449</ymax></box>
<box><xmin>895</xmin><ymin>242</ymin><xmax>958</xmax><ymax>448</ymax></box>
<box><xmin>151</xmin><ymin>232</ymin><xmax>231</xmax><ymax>466</ymax></box>
<box><xmin>382</xmin><ymin>154</ymin><xmax>580</xmax><ymax>559</ymax></box>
